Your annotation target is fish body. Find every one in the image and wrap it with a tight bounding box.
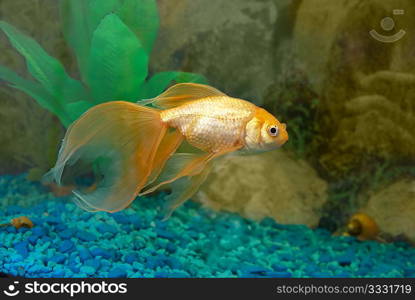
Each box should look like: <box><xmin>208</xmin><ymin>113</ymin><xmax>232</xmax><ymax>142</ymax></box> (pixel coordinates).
<box><xmin>45</xmin><ymin>83</ymin><xmax>288</xmax><ymax>217</ymax></box>
<box><xmin>161</xmin><ymin>96</ymin><xmax>255</xmax><ymax>153</ymax></box>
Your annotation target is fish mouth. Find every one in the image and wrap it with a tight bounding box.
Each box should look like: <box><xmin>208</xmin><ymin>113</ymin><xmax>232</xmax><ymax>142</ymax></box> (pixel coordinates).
<box><xmin>277</xmin><ymin>138</ymin><xmax>288</xmax><ymax>147</ymax></box>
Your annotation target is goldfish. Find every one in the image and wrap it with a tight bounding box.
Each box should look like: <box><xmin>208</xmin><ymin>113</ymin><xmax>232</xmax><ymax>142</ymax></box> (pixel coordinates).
<box><xmin>45</xmin><ymin>83</ymin><xmax>288</xmax><ymax>218</ymax></box>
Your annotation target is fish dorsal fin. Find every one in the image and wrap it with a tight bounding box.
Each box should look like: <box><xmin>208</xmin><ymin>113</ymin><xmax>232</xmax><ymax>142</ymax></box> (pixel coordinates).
<box><xmin>138</xmin><ymin>83</ymin><xmax>227</xmax><ymax>109</ymax></box>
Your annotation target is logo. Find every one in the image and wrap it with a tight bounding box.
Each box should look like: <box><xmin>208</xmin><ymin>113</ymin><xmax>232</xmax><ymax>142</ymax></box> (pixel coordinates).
<box><xmin>1</xmin><ymin>280</ymin><xmax>128</xmax><ymax>297</ymax></box>
<box><xmin>370</xmin><ymin>9</ymin><xmax>406</xmax><ymax>43</ymax></box>
<box><xmin>3</xmin><ymin>281</ymin><xmax>20</xmax><ymax>297</ymax></box>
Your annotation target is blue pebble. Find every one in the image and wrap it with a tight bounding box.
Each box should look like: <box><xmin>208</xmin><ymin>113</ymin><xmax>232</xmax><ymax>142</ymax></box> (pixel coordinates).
<box><xmin>108</xmin><ymin>267</ymin><xmax>127</xmax><ymax>278</ymax></box>
<box><xmin>260</xmin><ymin>217</ymin><xmax>277</xmax><ymax>227</ymax></box>
<box><xmin>145</xmin><ymin>256</ymin><xmax>168</xmax><ymax>269</ymax></box>
<box><xmin>155</xmin><ymin>229</ymin><xmax>176</xmax><ymax>240</ymax></box>
<box><xmin>90</xmin><ymin>247</ymin><xmax>113</xmax><ymax>259</ymax></box>
<box><xmin>79</xmin><ymin>214</ymin><xmax>91</xmax><ymax>221</ymax></box>
<box><xmin>240</xmin><ymin>265</ymin><xmax>271</xmax><ymax>275</ymax></box>
<box><xmin>14</xmin><ymin>241</ymin><xmax>29</xmax><ymax>257</ymax></box>
<box><xmin>166</xmin><ymin>243</ymin><xmax>177</xmax><ymax>253</ymax></box>
<box><xmin>239</xmin><ymin>273</ymin><xmax>262</xmax><ymax>278</ymax></box>
<box><xmin>319</xmin><ymin>254</ymin><xmax>333</xmax><ymax>263</ymax></box>
<box><xmin>44</xmin><ymin>216</ymin><xmax>60</xmax><ymax>225</ymax></box>
<box><xmin>155</xmin><ymin>271</ymin><xmax>189</xmax><ymax>278</ymax></box>
<box><xmin>264</xmin><ymin>271</ymin><xmax>292</xmax><ymax>278</ymax></box>
<box><xmin>6</xmin><ymin>227</ymin><xmax>17</xmax><ymax>233</ymax></box>
<box><xmin>17</xmin><ymin>227</ymin><xmax>29</xmax><ymax>233</ymax></box>
<box><xmin>85</xmin><ymin>259</ymin><xmax>101</xmax><ymax>270</ymax></box>
<box><xmin>59</xmin><ymin>228</ymin><xmax>76</xmax><ymax>239</ymax></box>
<box><xmin>40</xmin><ymin>236</ymin><xmax>53</xmax><ymax>243</ymax></box>
<box><xmin>168</xmin><ymin>272</ymin><xmax>190</xmax><ymax>278</ymax></box>
<box><xmin>58</xmin><ymin>240</ymin><xmax>74</xmax><ymax>253</ymax></box>
<box><xmin>121</xmin><ymin>224</ymin><xmax>132</xmax><ymax>231</ymax></box>
<box><xmin>124</xmin><ymin>253</ymin><xmax>138</xmax><ymax>264</ymax></box>
<box><xmin>76</xmin><ymin>230</ymin><xmax>97</xmax><ymax>242</ymax></box>
<box><xmin>112</xmin><ymin>213</ymin><xmax>130</xmax><ymax>224</ymax></box>
<box><xmin>78</xmin><ymin>247</ymin><xmax>92</xmax><ymax>262</ymax></box>
<box><xmin>80</xmin><ymin>266</ymin><xmax>96</xmax><ymax>276</ymax></box>
<box><xmin>271</xmin><ymin>264</ymin><xmax>288</xmax><ymax>272</ymax></box>
<box><xmin>50</xmin><ymin>254</ymin><xmax>66</xmax><ymax>264</ymax></box>
<box><xmin>310</xmin><ymin>272</ymin><xmax>332</xmax><ymax>278</ymax></box>
<box><xmin>31</xmin><ymin>226</ymin><xmax>47</xmax><ymax>236</ymax></box>
<box><xmin>28</xmin><ymin>235</ymin><xmax>39</xmax><ymax>245</ymax></box>
<box><xmin>70</xmin><ymin>265</ymin><xmax>80</xmax><ymax>274</ymax></box>
<box><xmin>96</xmin><ymin>223</ymin><xmax>118</xmax><ymax>235</ymax></box>
<box><xmin>154</xmin><ymin>272</ymin><xmax>169</xmax><ymax>278</ymax></box>
<box><xmin>54</xmin><ymin>223</ymin><xmax>67</xmax><ymax>231</ymax></box>
<box><xmin>333</xmin><ymin>272</ymin><xmax>352</xmax><ymax>278</ymax></box>
<box><xmin>5</xmin><ymin>205</ymin><xmax>21</xmax><ymax>215</ymax></box>
<box><xmin>52</xmin><ymin>268</ymin><xmax>65</xmax><ymax>277</ymax></box>
<box><xmin>337</xmin><ymin>254</ymin><xmax>353</xmax><ymax>265</ymax></box>
<box><xmin>129</xmin><ymin>215</ymin><xmax>142</xmax><ymax>229</ymax></box>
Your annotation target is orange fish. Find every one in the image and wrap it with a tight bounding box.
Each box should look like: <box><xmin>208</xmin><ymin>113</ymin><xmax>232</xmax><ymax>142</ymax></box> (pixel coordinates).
<box><xmin>46</xmin><ymin>83</ymin><xmax>288</xmax><ymax>218</ymax></box>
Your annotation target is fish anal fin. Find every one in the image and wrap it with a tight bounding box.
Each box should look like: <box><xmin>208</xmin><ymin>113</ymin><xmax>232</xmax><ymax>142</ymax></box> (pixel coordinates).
<box><xmin>141</xmin><ymin>83</ymin><xmax>227</xmax><ymax>109</ymax></box>
<box><xmin>140</xmin><ymin>145</ymin><xmax>239</xmax><ymax>197</ymax></box>
<box><xmin>139</xmin><ymin>152</ymin><xmax>214</xmax><ymax>196</ymax></box>
<box><xmin>146</xmin><ymin>128</ymin><xmax>184</xmax><ymax>186</ymax></box>
<box><xmin>162</xmin><ymin>162</ymin><xmax>213</xmax><ymax>220</ymax></box>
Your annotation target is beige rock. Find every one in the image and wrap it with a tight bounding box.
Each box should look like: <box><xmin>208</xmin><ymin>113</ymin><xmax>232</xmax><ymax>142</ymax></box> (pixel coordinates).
<box><xmin>153</xmin><ymin>0</ymin><xmax>294</xmax><ymax>103</ymax></box>
<box><xmin>362</xmin><ymin>179</ymin><xmax>415</xmax><ymax>243</ymax></box>
<box><xmin>195</xmin><ymin>150</ymin><xmax>328</xmax><ymax>227</ymax></box>
<box><xmin>293</xmin><ymin>0</ymin><xmax>362</xmax><ymax>93</ymax></box>
<box><xmin>292</xmin><ymin>0</ymin><xmax>415</xmax><ymax>176</ymax></box>
<box><xmin>293</xmin><ymin>0</ymin><xmax>415</xmax><ymax>94</ymax></box>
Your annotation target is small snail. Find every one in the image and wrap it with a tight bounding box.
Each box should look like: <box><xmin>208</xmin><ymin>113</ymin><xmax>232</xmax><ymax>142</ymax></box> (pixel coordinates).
<box><xmin>345</xmin><ymin>212</ymin><xmax>380</xmax><ymax>241</ymax></box>
<box><xmin>0</xmin><ymin>216</ymin><xmax>34</xmax><ymax>229</ymax></box>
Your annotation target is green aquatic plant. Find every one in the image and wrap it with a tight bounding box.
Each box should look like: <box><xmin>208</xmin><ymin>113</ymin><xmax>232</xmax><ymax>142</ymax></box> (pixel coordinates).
<box><xmin>0</xmin><ymin>0</ymin><xmax>206</xmax><ymax>128</ymax></box>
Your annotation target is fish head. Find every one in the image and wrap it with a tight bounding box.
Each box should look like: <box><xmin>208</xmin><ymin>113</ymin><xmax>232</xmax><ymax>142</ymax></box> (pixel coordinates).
<box><xmin>243</xmin><ymin>108</ymin><xmax>288</xmax><ymax>153</ymax></box>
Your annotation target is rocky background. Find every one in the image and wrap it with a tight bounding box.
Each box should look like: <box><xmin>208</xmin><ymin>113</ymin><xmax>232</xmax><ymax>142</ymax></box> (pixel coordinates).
<box><xmin>0</xmin><ymin>0</ymin><xmax>414</xmax><ymax>243</ymax></box>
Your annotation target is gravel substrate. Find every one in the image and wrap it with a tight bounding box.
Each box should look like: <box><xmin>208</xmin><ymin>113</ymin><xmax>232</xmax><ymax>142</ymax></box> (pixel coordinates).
<box><xmin>0</xmin><ymin>174</ymin><xmax>414</xmax><ymax>278</ymax></box>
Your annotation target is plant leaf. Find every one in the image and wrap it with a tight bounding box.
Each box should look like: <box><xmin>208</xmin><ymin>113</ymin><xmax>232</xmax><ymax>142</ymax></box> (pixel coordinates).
<box><xmin>59</xmin><ymin>0</ymin><xmax>120</xmax><ymax>80</ymax></box>
<box><xmin>87</xmin><ymin>14</ymin><xmax>148</xmax><ymax>102</ymax></box>
<box><xmin>0</xmin><ymin>21</ymin><xmax>86</xmax><ymax>104</ymax></box>
<box><xmin>115</xmin><ymin>0</ymin><xmax>159</xmax><ymax>55</ymax></box>
<box><xmin>174</xmin><ymin>72</ymin><xmax>208</xmax><ymax>84</ymax></box>
<box><xmin>138</xmin><ymin>71</ymin><xmax>208</xmax><ymax>99</ymax></box>
<box><xmin>65</xmin><ymin>100</ymin><xmax>93</xmax><ymax>121</ymax></box>
<box><xmin>0</xmin><ymin>65</ymin><xmax>72</xmax><ymax>126</ymax></box>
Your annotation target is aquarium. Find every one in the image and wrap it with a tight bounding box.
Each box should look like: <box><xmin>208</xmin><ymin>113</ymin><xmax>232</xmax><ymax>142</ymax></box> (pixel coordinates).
<box><xmin>0</xmin><ymin>0</ymin><xmax>414</xmax><ymax>286</ymax></box>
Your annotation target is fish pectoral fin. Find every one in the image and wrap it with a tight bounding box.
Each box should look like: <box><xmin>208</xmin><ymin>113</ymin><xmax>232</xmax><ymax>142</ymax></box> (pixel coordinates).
<box><xmin>139</xmin><ymin>151</ymin><xmax>214</xmax><ymax>196</ymax></box>
<box><xmin>162</xmin><ymin>162</ymin><xmax>213</xmax><ymax>220</ymax></box>
<box><xmin>141</xmin><ymin>83</ymin><xmax>227</xmax><ymax>109</ymax></box>
<box><xmin>136</xmin><ymin>98</ymin><xmax>157</xmax><ymax>106</ymax></box>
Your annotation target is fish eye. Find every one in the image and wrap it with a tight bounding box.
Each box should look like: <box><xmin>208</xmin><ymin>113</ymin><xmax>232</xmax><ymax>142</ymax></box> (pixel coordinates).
<box><xmin>268</xmin><ymin>125</ymin><xmax>279</xmax><ymax>137</ymax></box>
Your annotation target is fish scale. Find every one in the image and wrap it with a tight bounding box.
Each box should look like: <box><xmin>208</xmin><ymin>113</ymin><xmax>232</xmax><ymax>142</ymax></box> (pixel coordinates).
<box><xmin>160</xmin><ymin>96</ymin><xmax>255</xmax><ymax>152</ymax></box>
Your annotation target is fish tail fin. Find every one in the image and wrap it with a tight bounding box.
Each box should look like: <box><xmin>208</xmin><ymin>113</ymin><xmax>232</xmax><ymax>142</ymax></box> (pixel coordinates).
<box><xmin>44</xmin><ymin>101</ymin><xmax>168</xmax><ymax>212</ymax></box>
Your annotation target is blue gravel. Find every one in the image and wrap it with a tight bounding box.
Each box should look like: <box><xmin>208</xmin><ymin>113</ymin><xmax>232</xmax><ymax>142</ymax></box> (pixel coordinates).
<box><xmin>0</xmin><ymin>174</ymin><xmax>414</xmax><ymax>278</ymax></box>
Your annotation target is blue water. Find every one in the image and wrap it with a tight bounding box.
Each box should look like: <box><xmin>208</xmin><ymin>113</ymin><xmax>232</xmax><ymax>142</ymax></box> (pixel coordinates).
<box><xmin>0</xmin><ymin>175</ymin><xmax>414</xmax><ymax>278</ymax></box>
